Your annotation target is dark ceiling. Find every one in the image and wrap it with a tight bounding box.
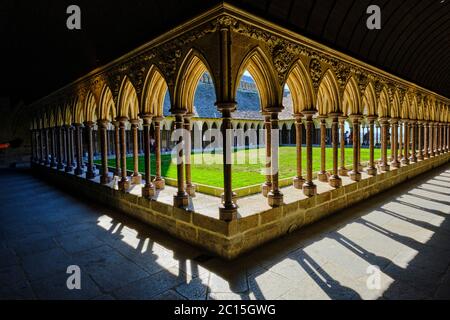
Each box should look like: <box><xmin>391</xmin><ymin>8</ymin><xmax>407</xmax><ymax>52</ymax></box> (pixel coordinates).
<box><xmin>2</xmin><ymin>0</ymin><xmax>449</xmax><ymax>104</ymax></box>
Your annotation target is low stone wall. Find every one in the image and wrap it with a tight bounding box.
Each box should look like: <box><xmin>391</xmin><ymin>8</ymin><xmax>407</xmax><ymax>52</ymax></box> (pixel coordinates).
<box><xmin>33</xmin><ymin>153</ymin><xmax>450</xmax><ymax>259</ymax></box>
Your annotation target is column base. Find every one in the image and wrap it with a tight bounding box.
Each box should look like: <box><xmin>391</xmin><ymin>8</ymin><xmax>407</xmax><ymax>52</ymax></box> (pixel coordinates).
<box><xmin>153</xmin><ymin>177</ymin><xmax>165</xmax><ymax>189</ymax></box>
<box><xmin>409</xmin><ymin>156</ymin><xmax>417</xmax><ymax>163</ymax></box>
<box><xmin>380</xmin><ymin>164</ymin><xmax>390</xmax><ymax>172</ymax></box>
<box><xmin>401</xmin><ymin>158</ymin><xmax>410</xmax><ymax>165</ymax></box>
<box><xmin>186</xmin><ymin>184</ymin><xmax>196</xmax><ymax>197</ymax></box>
<box><xmin>50</xmin><ymin>162</ymin><xmax>57</xmax><ymax>169</ymax></box>
<box><xmin>173</xmin><ymin>193</ymin><xmax>189</xmax><ymax>208</ymax></box>
<box><xmin>142</xmin><ymin>184</ymin><xmax>156</xmax><ymax>198</ymax></box>
<box><xmin>221</xmin><ymin>192</ymin><xmax>237</xmax><ymax>205</ymax></box>
<box><xmin>391</xmin><ymin>160</ymin><xmax>400</xmax><ymax>168</ymax></box>
<box><xmin>317</xmin><ymin>172</ymin><xmax>328</xmax><ymax>182</ymax></box>
<box><xmin>86</xmin><ymin>171</ymin><xmax>96</xmax><ymax>180</ymax></box>
<box><xmin>303</xmin><ymin>182</ymin><xmax>317</xmax><ymax>197</ymax></box>
<box><xmin>118</xmin><ymin>178</ymin><xmax>130</xmax><ymax>191</ymax></box>
<box><xmin>293</xmin><ymin>177</ymin><xmax>305</xmax><ymax>189</ymax></box>
<box><xmin>65</xmin><ymin>165</ymin><xmax>73</xmax><ymax>173</ymax></box>
<box><xmin>349</xmin><ymin>170</ymin><xmax>362</xmax><ymax>182</ymax></box>
<box><xmin>261</xmin><ymin>182</ymin><xmax>272</xmax><ymax>197</ymax></box>
<box><xmin>329</xmin><ymin>175</ymin><xmax>342</xmax><ymax>188</ymax></box>
<box><xmin>74</xmin><ymin>167</ymin><xmax>83</xmax><ymax>176</ymax></box>
<box><xmin>100</xmin><ymin>175</ymin><xmax>112</xmax><ymax>185</ymax></box>
<box><xmin>339</xmin><ymin>167</ymin><xmax>348</xmax><ymax>176</ymax></box>
<box><xmin>219</xmin><ymin>204</ymin><xmax>238</xmax><ymax>221</ymax></box>
<box><xmin>417</xmin><ymin>154</ymin><xmax>424</xmax><ymax>161</ymax></box>
<box><xmin>268</xmin><ymin>191</ymin><xmax>284</xmax><ymax>207</ymax></box>
<box><xmin>366</xmin><ymin>167</ymin><xmax>377</xmax><ymax>176</ymax></box>
<box><xmin>57</xmin><ymin>163</ymin><xmax>64</xmax><ymax>170</ymax></box>
<box><xmin>131</xmin><ymin>174</ymin><xmax>142</xmax><ymax>185</ymax></box>
<box><xmin>358</xmin><ymin>164</ymin><xmax>364</xmax><ymax>172</ymax></box>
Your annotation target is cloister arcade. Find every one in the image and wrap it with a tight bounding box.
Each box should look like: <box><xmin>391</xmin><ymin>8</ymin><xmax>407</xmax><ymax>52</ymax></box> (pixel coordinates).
<box><xmin>28</xmin><ymin>4</ymin><xmax>450</xmax><ymax>257</ymax></box>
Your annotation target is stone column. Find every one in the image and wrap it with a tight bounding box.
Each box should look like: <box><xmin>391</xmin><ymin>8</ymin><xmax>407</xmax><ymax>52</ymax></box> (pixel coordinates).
<box><xmin>65</xmin><ymin>125</ymin><xmax>74</xmax><ymax>172</ymax></box>
<box><xmin>98</xmin><ymin>120</ymin><xmax>111</xmax><ymax>184</ymax></box>
<box><xmin>329</xmin><ymin>113</ymin><xmax>342</xmax><ymax>187</ymax></box>
<box><xmin>318</xmin><ymin>116</ymin><xmax>328</xmax><ymax>182</ymax></box>
<box><xmin>74</xmin><ymin>124</ymin><xmax>83</xmax><ymax>175</ymax></box>
<box><xmin>217</xmin><ymin>102</ymin><xmax>238</xmax><ymax>220</ymax></box>
<box><xmin>367</xmin><ymin>116</ymin><xmax>377</xmax><ymax>175</ymax></box>
<box><xmin>50</xmin><ymin>128</ymin><xmax>56</xmax><ymax>168</ymax></box>
<box><xmin>349</xmin><ymin>115</ymin><xmax>362</xmax><ymax>181</ymax></box>
<box><xmin>172</xmin><ymin>111</ymin><xmax>189</xmax><ymax>208</ymax></box>
<box><xmin>390</xmin><ymin>118</ymin><xmax>400</xmax><ymax>168</ymax></box>
<box><xmin>141</xmin><ymin>115</ymin><xmax>155</xmax><ymax>198</ymax></box>
<box><xmin>440</xmin><ymin>123</ymin><xmax>444</xmax><ymax>154</ymax></box>
<box><xmin>303</xmin><ymin>111</ymin><xmax>317</xmax><ymax>197</ymax></box>
<box><xmin>418</xmin><ymin>122</ymin><xmax>424</xmax><ymax>161</ymax></box>
<box><xmin>84</xmin><ymin>121</ymin><xmax>96</xmax><ymax>179</ymax></box>
<box><xmin>42</xmin><ymin>128</ymin><xmax>49</xmax><ymax>165</ymax></box>
<box><xmin>153</xmin><ymin>117</ymin><xmax>165</xmax><ymax>189</ymax></box>
<box><xmin>267</xmin><ymin>107</ymin><xmax>284</xmax><ymax>207</ymax></box>
<box><xmin>293</xmin><ymin>114</ymin><xmax>305</xmax><ymax>189</ymax></box>
<box><xmin>261</xmin><ymin>113</ymin><xmax>272</xmax><ymax>197</ymax></box>
<box><xmin>56</xmin><ymin>127</ymin><xmax>64</xmax><ymax>169</ymax></box>
<box><xmin>113</xmin><ymin>121</ymin><xmax>121</xmax><ymax>177</ymax></box>
<box><xmin>338</xmin><ymin>116</ymin><xmax>348</xmax><ymax>176</ymax></box>
<box><xmin>410</xmin><ymin>121</ymin><xmax>417</xmax><ymax>163</ymax></box>
<box><xmin>184</xmin><ymin>113</ymin><xmax>196</xmax><ymax>197</ymax></box>
<box><xmin>423</xmin><ymin>121</ymin><xmax>429</xmax><ymax>159</ymax></box>
<box><xmin>30</xmin><ymin>130</ymin><xmax>35</xmax><ymax>162</ymax></box>
<box><xmin>379</xmin><ymin>118</ymin><xmax>390</xmax><ymax>171</ymax></box>
<box><xmin>399</xmin><ymin>121</ymin><xmax>403</xmax><ymax>160</ymax></box>
<box><xmin>117</xmin><ymin>117</ymin><xmax>130</xmax><ymax>191</ymax></box>
<box><xmin>401</xmin><ymin>120</ymin><xmax>410</xmax><ymax>165</ymax></box>
<box><xmin>130</xmin><ymin>119</ymin><xmax>142</xmax><ymax>184</ymax></box>
<box><xmin>429</xmin><ymin>122</ymin><xmax>434</xmax><ymax>157</ymax></box>
<box><xmin>446</xmin><ymin>123</ymin><xmax>449</xmax><ymax>152</ymax></box>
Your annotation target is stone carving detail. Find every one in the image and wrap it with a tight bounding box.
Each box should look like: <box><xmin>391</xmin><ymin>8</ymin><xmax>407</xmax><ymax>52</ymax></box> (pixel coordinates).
<box><xmin>269</xmin><ymin>41</ymin><xmax>297</xmax><ymax>85</ymax></box>
<box><xmin>309</xmin><ymin>59</ymin><xmax>323</xmax><ymax>91</ymax></box>
<box><xmin>331</xmin><ymin>60</ymin><xmax>351</xmax><ymax>91</ymax></box>
<box><xmin>355</xmin><ymin>70</ymin><xmax>369</xmax><ymax>94</ymax></box>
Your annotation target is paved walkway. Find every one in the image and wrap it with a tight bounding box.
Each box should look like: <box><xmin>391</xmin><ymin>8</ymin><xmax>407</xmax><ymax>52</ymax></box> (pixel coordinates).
<box><xmin>1</xmin><ymin>164</ymin><xmax>450</xmax><ymax>300</ymax></box>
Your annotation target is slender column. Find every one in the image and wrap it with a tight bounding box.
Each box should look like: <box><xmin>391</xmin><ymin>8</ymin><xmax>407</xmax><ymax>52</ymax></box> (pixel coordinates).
<box><xmin>367</xmin><ymin>116</ymin><xmax>377</xmax><ymax>175</ymax></box>
<box><xmin>302</xmin><ymin>111</ymin><xmax>317</xmax><ymax>197</ymax></box>
<box><xmin>440</xmin><ymin>123</ymin><xmax>444</xmax><ymax>154</ymax></box>
<box><xmin>64</xmin><ymin>125</ymin><xmax>73</xmax><ymax>172</ymax></box>
<box><xmin>446</xmin><ymin>123</ymin><xmax>449</xmax><ymax>152</ymax></box>
<box><xmin>329</xmin><ymin>113</ymin><xmax>342</xmax><ymax>187</ymax></box>
<box><xmin>293</xmin><ymin>114</ymin><xmax>305</xmax><ymax>189</ymax></box>
<box><xmin>437</xmin><ymin>123</ymin><xmax>441</xmax><ymax>155</ymax></box>
<box><xmin>42</xmin><ymin>128</ymin><xmax>49</xmax><ymax>165</ymax></box>
<box><xmin>34</xmin><ymin>129</ymin><xmax>39</xmax><ymax>162</ymax></box>
<box><xmin>318</xmin><ymin>116</ymin><xmax>328</xmax><ymax>182</ymax></box>
<box><xmin>418</xmin><ymin>122</ymin><xmax>424</xmax><ymax>161</ymax></box>
<box><xmin>117</xmin><ymin>117</ymin><xmax>130</xmax><ymax>191</ymax></box>
<box><xmin>56</xmin><ymin>127</ymin><xmax>64</xmax><ymax>169</ymax></box>
<box><xmin>184</xmin><ymin>113</ymin><xmax>196</xmax><ymax>197</ymax></box>
<box><xmin>399</xmin><ymin>121</ymin><xmax>403</xmax><ymax>160</ymax></box>
<box><xmin>410</xmin><ymin>121</ymin><xmax>417</xmax><ymax>163</ymax></box>
<box><xmin>267</xmin><ymin>108</ymin><xmax>284</xmax><ymax>207</ymax></box>
<box><xmin>338</xmin><ymin>116</ymin><xmax>348</xmax><ymax>176</ymax></box>
<box><xmin>141</xmin><ymin>115</ymin><xmax>155</xmax><ymax>198</ymax></box>
<box><xmin>401</xmin><ymin>120</ymin><xmax>410</xmax><ymax>165</ymax></box>
<box><xmin>48</xmin><ymin>128</ymin><xmax>55</xmax><ymax>167</ymax></box>
<box><xmin>153</xmin><ymin>117</ymin><xmax>165</xmax><ymax>189</ymax></box>
<box><xmin>390</xmin><ymin>118</ymin><xmax>400</xmax><ymax>168</ymax></box>
<box><xmin>112</xmin><ymin>121</ymin><xmax>121</xmax><ymax>177</ymax></box>
<box><xmin>423</xmin><ymin>121</ymin><xmax>429</xmax><ymax>159</ymax></box>
<box><xmin>30</xmin><ymin>130</ymin><xmax>35</xmax><ymax>162</ymax></box>
<box><xmin>98</xmin><ymin>120</ymin><xmax>111</xmax><ymax>185</ymax></box>
<box><xmin>379</xmin><ymin>118</ymin><xmax>390</xmax><ymax>171</ymax></box>
<box><xmin>349</xmin><ymin>115</ymin><xmax>362</xmax><ymax>181</ymax></box>
<box><xmin>38</xmin><ymin>129</ymin><xmax>44</xmax><ymax>164</ymax></box>
<box><xmin>215</xmin><ymin>103</ymin><xmax>238</xmax><ymax>220</ymax></box>
<box><xmin>261</xmin><ymin>114</ymin><xmax>272</xmax><ymax>197</ymax></box>
<box><xmin>429</xmin><ymin>122</ymin><xmax>435</xmax><ymax>157</ymax></box>
<box><xmin>62</xmin><ymin>126</ymin><xmax>68</xmax><ymax>166</ymax></box>
<box><xmin>172</xmin><ymin>112</ymin><xmax>189</xmax><ymax>208</ymax></box>
<box><xmin>74</xmin><ymin>124</ymin><xmax>83</xmax><ymax>175</ymax></box>
<box><xmin>84</xmin><ymin>121</ymin><xmax>96</xmax><ymax>179</ymax></box>
<box><xmin>130</xmin><ymin>119</ymin><xmax>142</xmax><ymax>184</ymax></box>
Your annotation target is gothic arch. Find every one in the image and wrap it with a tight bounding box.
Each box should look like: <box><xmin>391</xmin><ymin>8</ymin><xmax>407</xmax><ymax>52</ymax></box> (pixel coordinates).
<box><xmin>343</xmin><ymin>76</ymin><xmax>362</xmax><ymax>116</ymax></box>
<box><xmin>316</xmin><ymin>69</ymin><xmax>341</xmax><ymax>115</ymax></box>
<box><xmin>141</xmin><ymin>65</ymin><xmax>168</xmax><ymax>116</ymax></box>
<box><xmin>285</xmin><ymin>59</ymin><xmax>315</xmax><ymax>113</ymax></box>
<box><xmin>362</xmin><ymin>82</ymin><xmax>377</xmax><ymax>116</ymax></box>
<box><xmin>391</xmin><ymin>89</ymin><xmax>401</xmax><ymax>119</ymax></box>
<box><xmin>235</xmin><ymin>47</ymin><xmax>280</xmax><ymax>110</ymax></box>
<box><xmin>377</xmin><ymin>86</ymin><xmax>390</xmax><ymax>118</ymax></box>
<box><xmin>117</xmin><ymin>77</ymin><xmax>139</xmax><ymax>119</ymax></box>
<box><xmin>85</xmin><ymin>91</ymin><xmax>98</xmax><ymax>123</ymax></box>
<box><xmin>99</xmin><ymin>85</ymin><xmax>117</xmax><ymax>121</ymax></box>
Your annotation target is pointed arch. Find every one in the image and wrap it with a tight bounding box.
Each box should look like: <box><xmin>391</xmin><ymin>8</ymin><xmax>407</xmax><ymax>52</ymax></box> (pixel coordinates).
<box><xmin>377</xmin><ymin>86</ymin><xmax>390</xmax><ymax>118</ymax></box>
<box><xmin>343</xmin><ymin>77</ymin><xmax>362</xmax><ymax>116</ymax></box>
<box><xmin>73</xmin><ymin>97</ymin><xmax>84</xmax><ymax>124</ymax></box>
<box><xmin>118</xmin><ymin>77</ymin><xmax>139</xmax><ymax>119</ymax></box>
<box><xmin>142</xmin><ymin>65</ymin><xmax>169</xmax><ymax>116</ymax></box>
<box><xmin>362</xmin><ymin>82</ymin><xmax>377</xmax><ymax>116</ymax></box>
<box><xmin>235</xmin><ymin>47</ymin><xmax>280</xmax><ymax>109</ymax></box>
<box><xmin>391</xmin><ymin>89</ymin><xmax>401</xmax><ymax>119</ymax></box>
<box><xmin>316</xmin><ymin>69</ymin><xmax>341</xmax><ymax>115</ymax></box>
<box><xmin>85</xmin><ymin>91</ymin><xmax>98</xmax><ymax>122</ymax></box>
<box><xmin>99</xmin><ymin>85</ymin><xmax>117</xmax><ymax>121</ymax></box>
<box><xmin>174</xmin><ymin>49</ymin><xmax>215</xmax><ymax>113</ymax></box>
<box><xmin>408</xmin><ymin>94</ymin><xmax>418</xmax><ymax>120</ymax></box>
<box><xmin>64</xmin><ymin>101</ymin><xmax>74</xmax><ymax>125</ymax></box>
<box><xmin>285</xmin><ymin>59</ymin><xmax>315</xmax><ymax>113</ymax></box>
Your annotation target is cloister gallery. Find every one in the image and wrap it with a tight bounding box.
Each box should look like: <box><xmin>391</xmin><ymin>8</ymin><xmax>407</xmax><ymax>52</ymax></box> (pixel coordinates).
<box><xmin>29</xmin><ymin>4</ymin><xmax>450</xmax><ymax>259</ymax></box>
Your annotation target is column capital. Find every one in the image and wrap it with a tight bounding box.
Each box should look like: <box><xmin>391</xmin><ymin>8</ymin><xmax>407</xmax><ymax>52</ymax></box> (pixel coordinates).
<box><xmin>115</xmin><ymin>116</ymin><xmax>128</xmax><ymax>124</ymax></box>
<box><xmin>349</xmin><ymin>114</ymin><xmax>363</xmax><ymax>121</ymax></box>
<box><xmin>264</xmin><ymin>106</ymin><xmax>284</xmax><ymax>114</ymax></box>
<box><xmin>367</xmin><ymin>115</ymin><xmax>378</xmax><ymax>122</ymax></box>
<box><xmin>152</xmin><ymin>116</ymin><xmax>164</xmax><ymax>122</ymax></box>
<box><xmin>318</xmin><ymin>114</ymin><xmax>328</xmax><ymax>121</ymax></box>
<box><xmin>216</xmin><ymin>101</ymin><xmax>237</xmax><ymax>113</ymax></box>
<box><xmin>184</xmin><ymin>113</ymin><xmax>195</xmax><ymax>122</ymax></box>
<box><xmin>83</xmin><ymin>121</ymin><xmax>95</xmax><ymax>128</ymax></box>
<box><xmin>328</xmin><ymin>112</ymin><xmax>342</xmax><ymax>119</ymax></box>
<box><xmin>293</xmin><ymin>113</ymin><xmax>304</xmax><ymax>122</ymax></box>
<box><xmin>72</xmin><ymin>123</ymin><xmax>83</xmax><ymax>128</ymax></box>
<box><xmin>139</xmin><ymin>113</ymin><xmax>153</xmax><ymax>121</ymax></box>
<box><xmin>97</xmin><ymin>119</ymin><xmax>110</xmax><ymax>128</ymax></box>
<box><xmin>379</xmin><ymin>117</ymin><xmax>390</xmax><ymax>125</ymax></box>
<box><xmin>169</xmin><ymin>107</ymin><xmax>187</xmax><ymax>116</ymax></box>
<box><xmin>302</xmin><ymin>110</ymin><xmax>316</xmax><ymax>119</ymax></box>
<box><xmin>130</xmin><ymin>118</ymin><xmax>140</xmax><ymax>126</ymax></box>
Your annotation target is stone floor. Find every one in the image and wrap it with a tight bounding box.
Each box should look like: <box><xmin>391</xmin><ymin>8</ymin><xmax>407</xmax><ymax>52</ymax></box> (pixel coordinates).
<box><xmin>1</xmin><ymin>164</ymin><xmax>450</xmax><ymax>300</ymax></box>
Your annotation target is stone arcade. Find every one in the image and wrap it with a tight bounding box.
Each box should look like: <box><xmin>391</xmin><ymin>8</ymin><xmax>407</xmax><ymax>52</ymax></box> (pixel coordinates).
<box><xmin>28</xmin><ymin>3</ymin><xmax>450</xmax><ymax>259</ymax></box>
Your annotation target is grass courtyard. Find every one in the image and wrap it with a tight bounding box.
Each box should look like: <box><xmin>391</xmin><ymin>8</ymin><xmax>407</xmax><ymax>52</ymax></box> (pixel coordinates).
<box><xmin>97</xmin><ymin>146</ymin><xmax>388</xmax><ymax>189</ymax></box>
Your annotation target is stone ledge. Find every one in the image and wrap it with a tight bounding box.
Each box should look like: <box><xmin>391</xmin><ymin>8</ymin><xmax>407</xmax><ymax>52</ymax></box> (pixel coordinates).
<box><xmin>32</xmin><ymin>152</ymin><xmax>450</xmax><ymax>259</ymax></box>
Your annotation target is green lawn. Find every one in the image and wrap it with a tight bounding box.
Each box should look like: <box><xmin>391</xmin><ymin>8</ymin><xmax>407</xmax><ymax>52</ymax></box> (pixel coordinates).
<box><xmin>97</xmin><ymin>146</ymin><xmax>389</xmax><ymax>188</ymax></box>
